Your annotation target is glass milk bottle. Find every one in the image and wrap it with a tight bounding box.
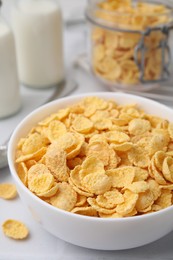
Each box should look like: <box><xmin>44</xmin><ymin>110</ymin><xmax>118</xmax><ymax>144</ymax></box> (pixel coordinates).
<box><xmin>12</xmin><ymin>0</ymin><xmax>65</xmax><ymax>88</ymax></box>
<box><xmin>0</xmin><ymin>2</ymin><xmax>20</xmax><ymax>119</ymax></box>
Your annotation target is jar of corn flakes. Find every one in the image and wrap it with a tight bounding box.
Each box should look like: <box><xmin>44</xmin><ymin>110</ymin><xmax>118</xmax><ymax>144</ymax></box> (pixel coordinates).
<box><xmin>86</xmin><ymin>0</ymin><xmax>173</xmax><ymax>91</ymax></box>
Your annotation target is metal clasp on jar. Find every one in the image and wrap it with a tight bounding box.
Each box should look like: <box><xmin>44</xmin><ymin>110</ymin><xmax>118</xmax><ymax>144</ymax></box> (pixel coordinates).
<box><xmin>134</xmin><ymin>25</ymin><xmax>171</xmax><ymax>84</ymax></box>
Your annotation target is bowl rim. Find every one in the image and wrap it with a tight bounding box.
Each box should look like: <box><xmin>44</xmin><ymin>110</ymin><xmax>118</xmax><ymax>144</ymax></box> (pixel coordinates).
<box><xmin>8</xmin><ymin>91</ymin><xmax>173</xmax><ymax>223</ymax></box>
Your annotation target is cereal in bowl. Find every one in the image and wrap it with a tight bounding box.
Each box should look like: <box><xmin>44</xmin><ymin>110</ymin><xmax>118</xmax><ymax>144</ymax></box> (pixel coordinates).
<box><xmin>15</xmin><ymin>97</ymin><xmax>173</xmax><ymax>218</ymax></box>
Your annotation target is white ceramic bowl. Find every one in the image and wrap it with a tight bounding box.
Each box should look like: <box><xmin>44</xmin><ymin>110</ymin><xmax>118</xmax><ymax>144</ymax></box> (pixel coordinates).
<box><xmin>8</xmin><ymin>92</ymin><xmax>173</xmax><ymax>250</ymax></box>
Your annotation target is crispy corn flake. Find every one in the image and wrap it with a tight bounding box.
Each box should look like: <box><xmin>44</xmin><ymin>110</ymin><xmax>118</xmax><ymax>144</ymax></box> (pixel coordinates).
<box><xmin>96</xmin><ymin>190</ymin><xmax>124</xmax><ymax>209</ymax></box>
<box><xmin>148</xmin><ymin>179</ymin><xmax>161</xmax><ymax>201</ymax></box>
<box><xmin>153</xmin><ymin>151</ymin><xmax>166</xmax><ymax>172</ymax></box>
<box><xmin>47</xmin><ymin>120</ymin><xmax>67</xmax><ymax>142</ymax></box>
<box><xmin>45</xmin><ymin>142</ymin><xmax>68</xmax><ymax>182</ymax></box>
<box><xmin>116</xmin><ymin>190</ymin><xmax>138</xmax><ymax>216</ymax></box>
<box><xmin>75</xmin><ymin>194</ymin><xmax>87</xmax><ymax>207</ymax></box>
<box><xmin>106</xmin><ymin>131</ymin><xmax>130</xmax><ymax>144</ymax></box>
<box><xmin>28</xmin><ymin>172</ymin><xmax>54</xmax><ymax>195</ymax></box>
<box><xmin>17</xmin><ymin>162</ymin><xmax>28</xmax><ymax>186</ymax></box>
<box><xmin>162</xmin><ymin>157</ymin><xmax>173</xmax><ymax>183</ymax></box>
<box><xmin>22</xmin><ymin>133</ymin><xmax>47</xmax><ymax>155</ymax></box>
<box><xmin>27</xmin><ymin>163</ymin><xmax>47</xmax><ymax>181</ymax></box>
<box><xmin>133</xmin><ymin>167</ymin><xmax>149</xmax><ymax>182</ymax></box>
<box><xmin>148</xmin><ymin>132</ymin><xmax>169</xmax><ymax>156</ymax></box>
<box><xmin>128</xmin><ymin>146</ymin><xmax>150</xmax><ymax>168</ymax></box>
<box><xmin>56</xmin><ymin>108</ymin><xmax>70</xmax><ymax>121</ymax></box>
<box><xmin>124</xmin><ymin>181</ymin><xmax>149</xmax><ymax>193</ymax></box>
<box><xmin>38</xmin><ymin>113</ymin><xmax>59</xmax><ymax>126</ymax></box>
<box><xmin>71</xmin><ymin>206</ymin><xmax>98</xmax><ymax>217</ymax></box>
<box><xmin>70</xmin><ymin>165</ymin><xmax>88</xmax><ymax>191</ymax></box>
<box><xmin>0</xmin><ymin>183</ymin><xmax>17</xmax><ymax>200</ymax></box>
<box><xmin>66</xmin><ymin>132</ymin><xmax>84</xmax><ymax>159</ymax></box>
<box><xmin>2</xmin><ymin>219</ymin><xmax>29</xmax><ymax>240</ymax></box>
<box><xmin>55</xmin><ymin>132</ymin><xmax>77</xmax><ymax>153</ymax></box>
<box><xmin>136</xmin><ymin>190</ymin><xmax>154</xmax><ymax>212</ymax></box>
<box><xmin>89</xmin><ymin>133</ymin><xmax>107</xmax><ymax>144</ymax></box>
<box><xmin>110</xmin><ymin>142</ymin><xmax>133</xmax><ymax>152</ymax></box>
<box><xmin>149</xmin><ymin>158</ymin><xmax>167</xmax><ymax>185</ymax></box>
<box><xmin>94</xmin><ymin>119</ymin><xmax>112</xmax><ymax>130</ymax></box>
<box><xmin>112</xmin><ymin>118</ymin><xmax>129</xmax><ymax>126</ymax></box>
<box><xmin>37</xmin><ymin>183</ymin><xmax>59</xmax><ymax>198</ymax></box>
<box><xmin>168</xmin><ymin>123</ymin><xmax>173</xmax><ymax>140</ymax></box>
<box><xmin>82</xmin><ymin>172</ymin><xmax>112</xmax><ymax>195</ymax></box>
<box><xmin>128</xmin><ymin>119</ymin><xmax>151</xmax><ymax>136</ymax></box>
<box><xmin>16</xmin><ymin>147</ymin><xmax>47</xmax><ymax>163</ymax></box>
<box><xmin>87</xmin><ymin>142</ymin><xmax>110</xmax><ymax>166</ymax></box>
<box><xmin>50</xmin><ymin>182</ymin><xmax>77</xmax><ymax>211</ymax></box>
<box><xmin>105</xmin><ymin>149</ymin><xmax>120</xmax><ymax>170</ymax></box>
<box><xmin>90</xmin><ymin>110</ymin><xmax>110</xmax><ymax>122</ymax></box>
<box><xmin>106</xmin><ymin>166</ymin><xmax>135</xmax><ymax>188</ymax></box>
<box><xmin>80</xmin><ymin>156</ymin><xmax>105</xmax><ymax>177</ymax></box>
<box><xmin>72</xmin><ymin>115</ymin><xmax>93</xmax><ymax>134</ymax></box>
<box><xmin>155</xmin><ymin>189</ymin><xmax>172</xmax><ymax>209</ymax></box>
<box><xmin>69</xmin><ymin>178</ymin><xmax>94</xmax><ymax>197</ymax></box>
<box><xmin>87</xmin><ymin>197</ymin><xmax>117</xmax><ymax>214</ymax></box>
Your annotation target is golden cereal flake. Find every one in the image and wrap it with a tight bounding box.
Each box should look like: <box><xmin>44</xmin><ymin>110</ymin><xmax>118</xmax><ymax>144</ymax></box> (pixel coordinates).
<box><xmin>50</xmin><ymin>182</ymin><xmax>77</xmax><ymax>212</ymax></box>
<box><xmin>0</xmin><ymin>183</ymin><xmax>17</xmax><ymax>200</ymax></box>
<box><xmin>72</xmin><ymin>115</ymin><xmax>93</xmax><ymax>134</ymax></box>
<box><xmin>2</xmin><ymin>219</ymin><xmax>29</xmax><ymax>240</ymax></box>
<box><xmin>81</xmin><ymin>172</ymin><xmax>112</xmax><ymax>195</ymax></box>
<box><xmin>45</xmin><ymin>142</ymin><xmax>69</xmax><ymax>181</ymax></box>
<box><xmin>96</xmin><ymin>190</ymin><xmax>124</xmax><ymax>209</ymax></box>
<box><xmin>22</xmin><ymin>133</ymin><xmax>47</xmax><ymax>155</ymax></box>
<box><xmin>106</xmin><ymin>166</ymin><xmax>135</xmax><ymax>188</ymax></box>
<box><xmin>106</xmin><ymin>131</ymin><xmax>130</xmax><ymax>143</ymax></box>
<box><xmin>28</xmin><ymin>172</ymin><xmax>54</xmax><ymax>195</ymax></box>
<box><xmin>128</xmin><ymin>118</ymin><xmax>151</xmax><ymax>136</ymax></box>
<box><xmin>47</xmin><ymin>120</ymin><xmax>67</xmax><ymax>142</ymax></box>
<box><xmin>17</xmin><ymin>162</ymin><xmax>28</xmax><ymax>186</ymax></box>
<box><xmin>71</xmin><ymin>206</ymin><xmax>98</xmax><ymax>217</ymax></box>
<box><xmin>116</xmin><ymin>190</ymin><xmax>139</xmax><ymax>216</ymax></box>
<box><xmin>87</xmin><ymin>197</ymin><xmax>117</xmax><ymax>214</ymax></box>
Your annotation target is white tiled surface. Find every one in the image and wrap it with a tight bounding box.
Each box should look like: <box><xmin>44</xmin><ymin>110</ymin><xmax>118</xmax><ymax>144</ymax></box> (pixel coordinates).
<box><xmin>1</xmin><ymin>1</ymin><xmax>173</xmax><ymax>259</ymax></box>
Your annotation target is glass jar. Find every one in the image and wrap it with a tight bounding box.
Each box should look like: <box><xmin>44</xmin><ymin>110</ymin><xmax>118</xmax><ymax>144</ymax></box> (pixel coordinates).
<box><xmin>86</xmin><ymin>0</ymin><xmax>173</xmax><ymax>91</ymax></box>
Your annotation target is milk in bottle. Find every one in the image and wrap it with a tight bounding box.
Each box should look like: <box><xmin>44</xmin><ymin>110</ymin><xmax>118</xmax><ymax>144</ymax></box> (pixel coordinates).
<box><xmin>12</xmin><ymin>0</ymin><xmax>64</xmax><ymax>88</ymax></box>
<box><xmin>0</xmin><ymin>14</ymin><xmax>20</xmax><ymax>118</ymax></box>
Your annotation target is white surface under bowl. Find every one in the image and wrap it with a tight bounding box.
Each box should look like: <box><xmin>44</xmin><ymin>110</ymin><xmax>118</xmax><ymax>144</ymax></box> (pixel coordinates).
<box><xmin>8</xmin><ymin>92</ymin><xmax>173</xmax><ymax>250</ymax></box>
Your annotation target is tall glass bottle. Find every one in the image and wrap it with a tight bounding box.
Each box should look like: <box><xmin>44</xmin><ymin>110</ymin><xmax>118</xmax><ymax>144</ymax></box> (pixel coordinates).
<box><xmin>0</xmin><ymin>0</ymin><xmax>20</xmax><ymax>118</ymax></box>
<box><xmin>12</xmin><ymin>0</ymin><xmax>65</xmax><ymax>88</ymax></box>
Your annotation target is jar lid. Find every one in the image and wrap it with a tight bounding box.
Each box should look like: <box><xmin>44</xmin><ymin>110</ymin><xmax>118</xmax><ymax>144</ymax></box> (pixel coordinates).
<box><xmin>86</xmin><ymin>0</ymin><xmax>173</xmax><ymax>33</ymax></box>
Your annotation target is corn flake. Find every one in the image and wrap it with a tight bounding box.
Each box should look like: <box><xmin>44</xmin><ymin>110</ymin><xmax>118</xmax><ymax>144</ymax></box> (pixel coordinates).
<box><xmin>47</xmin><ymin>120</ymin><xmax>67</xmax><ymax>142</ymax></box>
<box><xmin>71</xmin><ymin>206</ymin><xmax>98</xmax><ymax>217</ymax></box>
<box><xmin>45</xmin><ymin>142</ymin><xmax>68</xmax><ymax>181</ymax></box>
<box><xmin>2</xmin><ymin>219</ymin><xmax>29</xmax><ymax>240</ymax></box>
<box><xmin>0</xmin><ymin>183</ymin><xmax>17</xmax><ymax>200</ymax></box>
<box><xmin>50</xmin><ymin>182</ymin><xmax>77</xmax><ymax>211</ymax></box>
<box><xmin>106</xmin><ymin>166</ymin><xmax>135</xmax><ymax>188</ymax></box>
<box><xmin>116</xmin><ymin>190</ymin><xmax>138</xmax><ymax>216</ymax></box>
<box><xmin>96</xmin><ymin>190</ymin><xmax>124</xmax><ymax>209</ymax></box>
